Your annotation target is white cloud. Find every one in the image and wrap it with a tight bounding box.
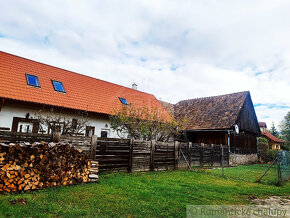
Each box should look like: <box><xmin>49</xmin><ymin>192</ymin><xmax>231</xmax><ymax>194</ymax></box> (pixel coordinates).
<box><xmin>0</xmin><ymin>0</ymin><xmax>290</xmax><ymax>128</ymax></box>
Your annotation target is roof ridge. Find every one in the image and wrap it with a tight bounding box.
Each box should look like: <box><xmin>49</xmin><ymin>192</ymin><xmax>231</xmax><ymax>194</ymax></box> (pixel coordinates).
<box><xmin>176</xmin><ymin>91</ymin><xmax>249</xmax><ymax>104</ymax></box>
<box><xmin>0</xmin><ymin>50</ymin><xmax>155</xmax><ymax>97</ymax></box>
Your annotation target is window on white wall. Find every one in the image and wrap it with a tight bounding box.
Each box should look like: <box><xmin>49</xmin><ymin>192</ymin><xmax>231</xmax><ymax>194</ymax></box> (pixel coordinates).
<box><xmin>17</xmin><ymin>122</ymin><xmax>33</xmax><ymax>133</ymax></box>
<box><xmin>86</xmin><ymin>126</ymin><xmax>95</xmax><ymax>137</ymax></box>
<box><xmin>101</xmin><ymin>130</ymin><xmax>108</xmax><ymax>138</ymax></box>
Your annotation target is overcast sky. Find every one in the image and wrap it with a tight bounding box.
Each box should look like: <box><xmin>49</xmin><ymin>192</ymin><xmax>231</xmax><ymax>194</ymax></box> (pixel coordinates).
<box><xmin>1</xmin><ymin>0</ymin><xmax>289</xmax><ymax>129</ymax></box>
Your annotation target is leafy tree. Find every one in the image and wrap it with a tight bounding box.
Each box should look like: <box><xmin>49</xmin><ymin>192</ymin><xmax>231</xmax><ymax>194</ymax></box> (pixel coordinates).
<box><xmin>109</xmin><ymin>104</ymin><xmax>183</xmax><ymax>142</ymax></box>
<box><xmin>269</xmin><ymin>122</ymin><xmax>278</xmax><ymax>136</ymax></box>
<box><xmin>279</xmin><ymin>111</ymin><xmax>290</xmax><ymax>150</ymax></box>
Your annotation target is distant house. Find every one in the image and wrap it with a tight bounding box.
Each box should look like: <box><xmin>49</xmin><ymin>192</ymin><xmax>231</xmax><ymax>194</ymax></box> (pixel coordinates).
<box><xmin>161</xmin><ymin>91</ymin><xmax>261</xmax><ymax>154</ymax></box>
<box><xmin>259</xmin><ymin>122</ymin><xmax>282</xmax><ymax>150</ymax></box>
<box><xmin>0</xmin><ymin>51</ymin><xmax>170</xmax><ymax>137</ymax></box>
<box><xmin>258</xmin><ymin>122</ymin><xmax>267</xmax><ymax>133</ymax></box>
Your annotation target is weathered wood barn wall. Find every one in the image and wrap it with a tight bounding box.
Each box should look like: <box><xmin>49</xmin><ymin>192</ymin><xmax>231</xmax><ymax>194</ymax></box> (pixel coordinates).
<box><xmin>162</xmin><ymin>91</ymin><xmax>261</xmax><ymax>154</ymax></box>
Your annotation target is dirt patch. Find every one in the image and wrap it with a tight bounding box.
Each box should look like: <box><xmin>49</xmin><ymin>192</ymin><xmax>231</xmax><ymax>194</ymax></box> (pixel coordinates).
<box><xmin>249</xmin><ymin>195</ymin><xmax>290</xmax><ymax>206</ymax></box>
<box><xmin>9</xmin><ymin>198</ymin><xmax>27</xmax><ymax>206</ymax></box>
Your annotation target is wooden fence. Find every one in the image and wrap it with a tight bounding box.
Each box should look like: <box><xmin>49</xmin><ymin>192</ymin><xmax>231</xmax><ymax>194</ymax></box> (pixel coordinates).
<box><xmin>0</xmin><ymin>131</ymin><xmax>229</xmax><ymax>172</ymax></box>
<box><xmin>0</xmin><ymin>131</ymin><xmax>51</xmax><ymax>143</ymax></box>
<box><xmin>90</xmin><ymin>138</ymin><xmax>228</xmax><ymax>173</ymax></box>
<box><xmin>88</xmin><ymin>138</ymin><xmax>178</xmax><ymax>173</ymax></box>
<box><xmin>179</xmin><ymin>142</ymin><xmax>229</xmax><ymax>168</ymax></box>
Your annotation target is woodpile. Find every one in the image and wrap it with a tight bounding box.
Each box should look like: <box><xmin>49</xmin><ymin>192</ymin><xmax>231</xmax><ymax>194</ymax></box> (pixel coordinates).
<box><xmin>0</xmin><ymin>142</ymin><xmax>98</xmax><ymax>193</ymax></box>
<box><xmin>88</xmin><ymin>161</ymin><xmax>99</xmax><ymax>182</ymax></box>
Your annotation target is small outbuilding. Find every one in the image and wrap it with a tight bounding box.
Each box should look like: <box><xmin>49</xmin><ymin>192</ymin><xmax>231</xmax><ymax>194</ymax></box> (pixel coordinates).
<box><xmin>162</xmin><ymin>91</ymin><xmax>261</xmax><ymax>155</ymax></box>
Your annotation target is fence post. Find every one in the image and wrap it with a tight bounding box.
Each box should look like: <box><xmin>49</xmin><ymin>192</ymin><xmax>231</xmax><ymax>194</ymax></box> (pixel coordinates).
<box><xmin>200</xmin><ymin>143</ymin><xmax>204</xmax><ymax>167</ymax></box>
<box><xmin>52</xmin><ymin>132</ymin><xmax>61</xmax><ymax>143</ymax></box>
<box><xmin>221</xmin><ymin>144</ymin><xmax>224</xmax><ymax>177</ymax></box>
<box><xmin>150</xmin><ymin>140</ymin><xmax>156</xmax><ymax>171</ymax></box>
<box><xmin>174</xmin><ymin>141</ymin><xmax>179</xmax><ymax>170</ymax></box>
<box><xmin>91</xmin><ymin>135</ymin><xmax>97</xmax><ymax>160</ymax></box>
<box><xmin>128</xmin><ymin>139</ymin><xmax>134</xmax><ymax>173</ymax></box>
<box><xmin>188</xmin><ymin>142</ymin><xmax>192</xmax><ymax>168</ymax></box>
<box><xmin>211</xmin><ymin>144</ymin><xmax>214</xmax><ymax>167</ymax></box>
<box><xmin>227</xmin><ymin>145</ymin><xmax>230</xmax><ymax>166</ymax></box>
<box><xmin>277</xmin><ymin>151</ymin><xmax>282</xmax><ymax>185</ymax></box>
<box><xmin>166</xmin><ymin>143</ymin><xmax>169</xmax><ymax>171</ymax></box>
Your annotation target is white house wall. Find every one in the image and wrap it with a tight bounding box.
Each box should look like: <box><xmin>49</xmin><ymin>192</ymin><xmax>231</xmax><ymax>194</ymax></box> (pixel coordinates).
<box><xmin>0</xmin><ymin>102</ymin><xmax>119</xmax><ymax>138</ymax></box>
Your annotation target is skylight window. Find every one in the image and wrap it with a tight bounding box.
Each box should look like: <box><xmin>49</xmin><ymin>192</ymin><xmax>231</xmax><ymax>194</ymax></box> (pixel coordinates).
<box><xmin>119</xmin><ymin>97</ymin><xmax>129</xmax><ymax>105</ymax></box>
<box><xmin>26</xmin><ymin>74</ymin><xmax>40</xmax><ymax>87</ymax></box>
<box><xmin>51</xmin><ymin>80</ymin><xmax>66</xmax><ymax>93</ymax></box>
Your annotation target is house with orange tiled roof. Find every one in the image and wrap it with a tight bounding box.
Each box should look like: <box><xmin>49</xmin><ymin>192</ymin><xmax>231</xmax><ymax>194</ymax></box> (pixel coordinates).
<box><xmin>0</xmin><ymin>51</ymin><xmax>171</xmax><ymax>137</ymax></box>
<box><xmin>258</xmin><ymin>122</ymin><xmax>283</xmax><ymax>150</ymax></box>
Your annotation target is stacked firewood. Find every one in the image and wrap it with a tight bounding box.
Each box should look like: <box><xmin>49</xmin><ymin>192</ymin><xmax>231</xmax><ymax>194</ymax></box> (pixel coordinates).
<box><xmin>0</xmin><ymin>142</ymin><xmax>98</xmax><ymax>193</ymax></box>
<box><xmin>88</xmin><ymin>161</ymin><xmax>99</xmax><ymax>182</ymax></box>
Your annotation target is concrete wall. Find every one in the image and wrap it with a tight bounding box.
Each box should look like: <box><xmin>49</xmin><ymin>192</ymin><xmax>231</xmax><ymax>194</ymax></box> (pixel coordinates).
<box><xmin>0</xmin><ymin>102</ymin><xmax>119</xmax><ymax>138</ymax></box>
<box><xmin>229</xmin><ymin>153</ymin><xmax>258</xmax><ymax>166</ymax></box>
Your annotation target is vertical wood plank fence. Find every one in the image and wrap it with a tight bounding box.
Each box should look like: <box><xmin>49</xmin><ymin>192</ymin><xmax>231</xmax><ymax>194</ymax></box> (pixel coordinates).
<box><xmin>0</xmin><ymin>131</ymin><xmax>229</xmax><ymax>173</ymax></box>
<box><xmin>178</xmin><ymin>142</ymin><xmax>229</xmax><ymax>168</ymax></box>
<box><xmin>91</xmin><ymin>139</ymin><xmax>229</xmax><ymax>173</ymax></box>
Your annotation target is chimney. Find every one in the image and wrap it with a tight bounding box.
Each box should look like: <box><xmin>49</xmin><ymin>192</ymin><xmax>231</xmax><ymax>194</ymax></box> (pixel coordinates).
<box><xmin>132</xmin><ymin>83</ymin><xmax>137</xmax><ymax>90</ymax></box>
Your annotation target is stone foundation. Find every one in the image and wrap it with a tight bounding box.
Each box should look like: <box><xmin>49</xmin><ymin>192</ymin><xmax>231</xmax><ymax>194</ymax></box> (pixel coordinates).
<box><xmin>229</xmin><ymin>153</ymin><xmax>258</xmax><ymax>166</ymax></box>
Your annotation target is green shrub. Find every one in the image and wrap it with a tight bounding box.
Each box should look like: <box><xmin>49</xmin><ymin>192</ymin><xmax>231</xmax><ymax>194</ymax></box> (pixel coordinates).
<box><xmin>257</xmin><ymin>137</ymin><xmax>269</xmax><ymax>162</ymax></box>
<box><xmin>266</xmin><ymin>150</ymin><xmax>278</xmax><ymax>162</ymax></box>
<box><xmin>281</xmin><ymin>144</ymin><xmax>290</xmax><ymax>151</ymax></box>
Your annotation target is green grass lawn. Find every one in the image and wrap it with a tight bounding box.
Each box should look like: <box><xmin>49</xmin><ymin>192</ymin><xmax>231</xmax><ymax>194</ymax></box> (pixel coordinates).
<box><xmin>0</xmin><ymin>165</ymin><xmax>289</xmax><ymax>217</ymax></box>
<box><xmin>206</xmin><ymin>164</ymin><xmax>279</xmax><ymax>185</ymax></box>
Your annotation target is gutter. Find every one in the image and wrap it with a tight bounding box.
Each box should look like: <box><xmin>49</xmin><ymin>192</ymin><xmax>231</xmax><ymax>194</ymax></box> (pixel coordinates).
<box><xmin>227</xmin><ymin>130</ymin><xmax>232</xmax><ymax>153</ymax></box>
<box><xmin>186</xmin><ymin>129</ymin><xmax>232</xmax><ymax>132</ymax></box>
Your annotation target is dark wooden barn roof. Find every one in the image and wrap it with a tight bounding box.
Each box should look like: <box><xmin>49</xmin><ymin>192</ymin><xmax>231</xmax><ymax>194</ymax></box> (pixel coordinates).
<box><xmin>161</xmin><ymin>91</ymin><xmax>260</xmax><ymax>134</ymax></box>
<box><xmin>159</xmin><ymin>100</ymin><xmax>174</xmax><ymax>116</ymax></box>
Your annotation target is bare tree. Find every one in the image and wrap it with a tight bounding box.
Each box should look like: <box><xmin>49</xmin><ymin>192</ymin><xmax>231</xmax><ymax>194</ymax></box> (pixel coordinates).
<box><xmin>109</xmin><ymin>104</ymin><xmax>184</xmax><ymax>142</ymax></box>
<box><xmin>34</xmin><ymin>108</ymin><xmax>89</xmax><ymax>136</ymax></box>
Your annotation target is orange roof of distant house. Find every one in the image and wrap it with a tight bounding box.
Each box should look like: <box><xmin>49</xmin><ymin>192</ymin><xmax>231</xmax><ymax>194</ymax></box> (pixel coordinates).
<box><xmin>261</xmin><ymin>131</ymin><xmax>283</xmax><ymax>143</ymax></box>
<box><xmin>0</xmin><ymin>51</ymin><xmax>171</xmax><ymax>120</ymax></box>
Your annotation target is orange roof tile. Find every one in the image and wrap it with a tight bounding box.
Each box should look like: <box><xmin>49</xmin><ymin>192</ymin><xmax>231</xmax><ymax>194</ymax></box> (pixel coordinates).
<box><xmin>0</xmin><ymin>51</ymin><xmax>171</xmax><ymax>120</ymax></box>
<box><xmin>261</xmin><ymin>131</ymin><xmax>283</xmax><ymax>143</ymax></box>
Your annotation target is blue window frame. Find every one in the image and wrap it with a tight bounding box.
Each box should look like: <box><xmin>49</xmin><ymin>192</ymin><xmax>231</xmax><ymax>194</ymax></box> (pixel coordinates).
<box><xmin>51</xmin><ymin>80</ymin><xmax>66</xmax><ymax>93</ymax></box>
<box><xmin>26</xmin><ymin>74</ymin><xmax>40</xmax><ymax>87</ymax></box>
<box><xmin>119</xmin><ymin>97</ymin><xmax>129</xmax><ymax>105</ymax></box>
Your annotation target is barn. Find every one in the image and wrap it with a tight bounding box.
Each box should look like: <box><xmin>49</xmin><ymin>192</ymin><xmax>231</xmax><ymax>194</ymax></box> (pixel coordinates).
<box><xmin>161</xmin><ymin>91</ymin><xmax>261</xmax><ymax>164</ymax></box>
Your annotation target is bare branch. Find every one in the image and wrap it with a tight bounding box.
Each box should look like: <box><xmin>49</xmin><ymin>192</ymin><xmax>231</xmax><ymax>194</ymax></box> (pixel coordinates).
<box><xmin>33</xmin><ymin>109</ymin><xmax>89</xmax><ymax>136</ymax></box>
